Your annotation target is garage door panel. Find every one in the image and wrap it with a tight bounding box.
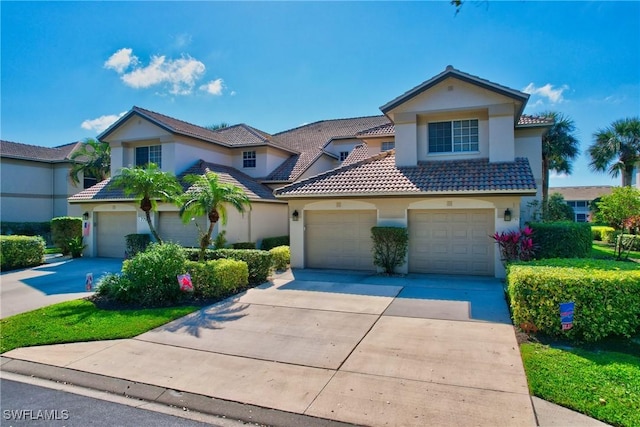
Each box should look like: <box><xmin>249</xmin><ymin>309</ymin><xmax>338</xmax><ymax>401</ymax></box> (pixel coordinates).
<box><xmin>97</xmin><ymin>212</ymin><xmax>137</xmax><ymax>258</ymax></box>
<box><xmin>409</xmin><ymin>209</ymin><xmax>494</xmax><ymax>276</ymax></box>
<box><xmin>305</xmin><ymin>210</ymin><xmax>376</xmax><ymax>270</ymax></box>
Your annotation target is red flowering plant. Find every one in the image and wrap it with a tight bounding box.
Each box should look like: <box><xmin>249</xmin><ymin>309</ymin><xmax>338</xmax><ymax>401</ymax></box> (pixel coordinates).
<box><xmin>491</xmin><ymin>226</ymin><xmax>536</xmax><ymax>263</ymax></box>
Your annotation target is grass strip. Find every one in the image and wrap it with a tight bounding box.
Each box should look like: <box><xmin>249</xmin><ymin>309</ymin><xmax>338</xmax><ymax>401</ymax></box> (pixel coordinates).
<box><xmin>1</xmin><ymin>299</ymin><xmax>198</xmax><ymax>354</ymax></box>
<box><xmin>521</xmin><ymin>343</ymin><xmax>640</xmax><ymax>427</ymax></box>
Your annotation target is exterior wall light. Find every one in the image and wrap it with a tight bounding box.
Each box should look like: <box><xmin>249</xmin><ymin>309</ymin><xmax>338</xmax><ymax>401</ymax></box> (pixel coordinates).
<box><xmin>292</xmin><ymin>210</ymin><xmax>299</xmax><ymax>221</ymax></box>
<box><xmin>82</xmin><ymin>212</ymin><xmax>90</xmax><ymax>220</ymax></box>
<box><xmin>504</xmin><ymin>208</ymin><xmax>512</xmax><ymax>222</ymax></box>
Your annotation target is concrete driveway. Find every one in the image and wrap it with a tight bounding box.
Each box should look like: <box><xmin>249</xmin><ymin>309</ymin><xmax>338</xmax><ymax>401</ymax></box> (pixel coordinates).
<box><xmin>0</xmin><ymin>257</ymin><xmax>123</xmax><ymax>318</ymax></box>
<box><xmin>3</xmin><ymin>269</ymin><xmax>536</xmax><ymax>426</ymax></box>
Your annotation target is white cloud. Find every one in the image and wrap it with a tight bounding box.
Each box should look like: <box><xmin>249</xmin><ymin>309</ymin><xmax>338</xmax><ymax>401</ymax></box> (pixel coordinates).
<box><xmin>105</xmin><ymin>48</ymin><xmax>213</xmax><ymax>96</ymax></box>
<box><xmin>522</xmin><ymin>82</ymin><xmax>569</xmax><ymax>104</ymax></box>
<box><xmin>230</xmin><ymin>90</ymin><xmax>237</xmax><ymax>96</ymax></box>
<box><xmin>550</xmin><ymin>171</ymin><xmax>569</xmax><ymax>179</ymax></box>
<box><xmin>172</xmin><ymin>33</ymin><xmax>192</xmax><ymax>49</ymax></box>
<box><xmin>81</xmin><ymin>111</ymin><xmax>127</xmax><ymax>132</ymax></box>
<box><xmin>104</xmin><ymin>48</ymin><xmax>138</xmax><ymax>73</ymax></box>
<box><xmin>200</xmin><ymin>78</ymin><xmax>224</xmax><ymax>96</ymax></box>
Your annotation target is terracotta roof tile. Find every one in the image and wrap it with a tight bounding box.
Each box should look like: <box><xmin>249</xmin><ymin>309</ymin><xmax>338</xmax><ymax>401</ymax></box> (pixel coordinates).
<box><xmin>357</xmin><ymin>122</ymin><xmax>395</xmax><ymax>137</ymax></box>
<box><xmin>1</xmin><ymin>140</ymin><xmax>83</xmax><ymax>162</ymax></box>
<box><xmin>517</xmin><ymin>114</ymin><xmax>554</xmax><ymax>126</ymax></box>
<box><xmin>342</xmin><ymin>144</ymin><xmax>371</xmax><ymax>166</ymax></box>
<box><xmin>265</xmin><ymin>115</ymin><xmax>390</xmax><ymax>182</ymax></box>
<box><xmin>550</xmin><ymin>186</ymin><xmax>614</xmax><ymax>201</ymax></box>
<box><xmin>275</xmin><ymin>151</ymin><xmax>536</xmax><ymax>198</ymax></box>
<box><xmin>70</xmin><ymin>160</ymin><xmax>279</xmax><ymax>203</ymax></box>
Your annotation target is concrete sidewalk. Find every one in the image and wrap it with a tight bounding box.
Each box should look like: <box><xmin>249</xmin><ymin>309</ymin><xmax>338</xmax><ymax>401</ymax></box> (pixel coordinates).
<box><xmin>1</xmin><ymin>269</ymin><xmax>609</xmax><ymax>426</ymax></box>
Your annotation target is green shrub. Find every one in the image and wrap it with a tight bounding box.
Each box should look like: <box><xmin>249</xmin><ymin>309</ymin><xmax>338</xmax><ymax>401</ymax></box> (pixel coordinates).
<box><xmin>1</xmin><ymin>221</ymin><xmax>51</xmax><ymax>245</ymax></box>
<box><xmin>125</xmin><ymin>234</ymin><xmax>151</xmax><ymax>258</ymax></box>
<box><xmin>269</xmin><ymin>245</ymin><xmax>290</xmax><ymax>271</ymax></box>
<box><xmin>185</xmin><ymin>248</ymin><xmax>272</xmax><ymax>285</ymax></box>
<box><xmin>51</xmin><ymin>217</ymin><xmax>82</xmax><ymax>255</ymax></box>
<box><xmin>184</xmin><ymin>259</ymin><xmax>249</xmax><ymax>299</ymax></box>
<box><xmin>121</xmin><ymin>243</ymin><xmax>187</xmax><ymax>306</ymax></box>
<box><xmin>0</xmin><ymin>235</ymin><xmax>45</xmax><ymax>270</ymax></box>
<box><xmin>95</xmin><ymin>273</ymin><xmax>134</xmax><ymax>303</ymax></box>
<box><xmin>231</xmin><ymin>242</ymin><xmax>256</xmax><ymax>249</ymax></box>
<box><xmin>591</xmin><ymin>225</ymin><xmax>615</xmax><ymax>241</ymax></box>
<box><xmin>68</xmin><ymin>236</ymin><xmax>86</xmax><ymax>258</ymax></box>
<box><xmin>507</xmin><ymin>259</ymin><xmax>640</xmax><ymax>342</ymax></box>
<box><xmin>529</xmin><ymin>222</ymin><xmax>592</xmax><ymax>259</ymax></box>
<box><xmin>260</xmin><ymin>235</ymin><xmax>290</xmax><ymax>251</ymax></box>
<box><xmin>371</xmin><ymin>226</ymin><xmax>408</xmax><ymax>274</ymax></box>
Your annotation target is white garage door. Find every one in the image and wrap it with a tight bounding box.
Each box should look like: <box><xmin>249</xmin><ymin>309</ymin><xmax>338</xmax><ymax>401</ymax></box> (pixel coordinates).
<box><xmin>409</xmin><ymin>209</ymin><xmax>494</xmax><ymax>276</ymax></box>
<box><xmin>96</xmin><ymin>212</ymin><xmax>137</xmax><ymax>258</ymax></box>
<box><xmin>158</xmin><ymin>212</ymin><xmax>203</xmax><ymax>248</ymax></box>
<box><xmin>305</xmin><ymin>210</ymin><xmax>376</xmax><ymax>270</ymax></box>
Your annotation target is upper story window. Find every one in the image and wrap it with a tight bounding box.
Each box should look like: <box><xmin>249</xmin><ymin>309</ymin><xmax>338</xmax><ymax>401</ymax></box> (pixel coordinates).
<box><xmin>381</xmin><ymin>141</ymin><xmax>395</xmax><ymax>151</ymax></box>
<box><xmin>339</xmin><ymin>151</ymin><xmax>349</xmax><ymax>161</ymax></box>
<box><xmin>428</xmin><ymin>119</ymin><xmax>479</xmax><ymax>153</ymax></box>
<box><xmin>243</xmin><ymin>151</ymin><xmax>256</xmax><ymax>168</ymax></box>
<box><xmin>83</xmin><ymin>176</ymin><xmax>98</xmax><ymax>189</ymax></box>
<box><xmin>135</xmin><ymin>145</ymin><xmax>162</xmax><ymax>168</ymax></box>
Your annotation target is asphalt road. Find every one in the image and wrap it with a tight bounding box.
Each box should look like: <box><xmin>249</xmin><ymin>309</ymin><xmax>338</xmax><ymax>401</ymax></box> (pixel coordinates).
<box><xmin>0</xmin><ymin>379</ymin><xmax>227</xmax><ymax>427</ymax></box>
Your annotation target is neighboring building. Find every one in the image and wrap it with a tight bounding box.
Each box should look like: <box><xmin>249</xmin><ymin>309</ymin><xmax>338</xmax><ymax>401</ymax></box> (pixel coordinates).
<box><xmin>69</xmin><ymin>66</ymin><xmax>550</xmax><ymax>278</ymax></box>
<box><xmin>0</xmin><ymin>140</ymin><xmax>86</xmax><ymax>222</ymax></box>
<box><xmin>550</xmin><ymin>186</ymin><xmax>615</xmax><ymax>222</ymax></box>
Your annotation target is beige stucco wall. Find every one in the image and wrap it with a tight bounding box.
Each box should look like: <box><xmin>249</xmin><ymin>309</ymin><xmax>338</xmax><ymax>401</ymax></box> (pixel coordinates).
<box><xmin>1</xmin><ymin>158</ymin><xmax>82</xmax><ymax>222</ymax></box>
<box><xmin>298</xmin><ymin>154</ymin><xmax>337</xmax><ymax>181</ymax></box>
<box><xmin>515</xmin><ymin>127</ymin><xmax>545</xmax><ymax>223</ymax></box>
<box><xmin>231</xmin><ymin>146</ymin><xmax>291</xmax><ymax>179</ymax></box>
<box><xmin>286</xmin><ymin>195</ymin><xmax>524</xmax><ymax>278</ymax></box>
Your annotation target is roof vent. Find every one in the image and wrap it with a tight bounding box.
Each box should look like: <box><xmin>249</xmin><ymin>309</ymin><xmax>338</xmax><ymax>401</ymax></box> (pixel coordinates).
<box><xmin>446</xmin><ymin>65</ymin><xmax>454</xmax><ymax>71</ymax></box>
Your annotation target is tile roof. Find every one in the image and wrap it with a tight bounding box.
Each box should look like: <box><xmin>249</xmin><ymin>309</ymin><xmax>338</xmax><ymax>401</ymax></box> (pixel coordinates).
<box><xmin>357</xmin><ymin>122</ymin><xmax>395</xmax><ymax>137</ymax></box>
<box><xmin>275</xmin><ymin>150</ymin><xmax>536</xmax><ymax>198</ymax></box>
<box><xmin>517</xmin><ymin>114</ymin><xmax>554</xmax><ymax>127</ymax></box>
<box><xmin>0</xmin><ymin>140</ymin><xmax>83</xmax><ymax>162</ymax></box>
<box><xmin>381</xmin><ymin>65</ymin><xmax>529</xmax><ymax>114</ymax></box>
<box><xmin>550</xmin><ymin>186</ymin><xmax>615</xmax><ymax>201</ymax></box>
<box><xmin>266</xmin><ymin>115</ymin><xmax>390</xmax><ymax>182</ymax></box>
<box><xmin>69</xmin><ymin>159</ymin><xmax>280</xmax><ymax>203</ymax></box>
<box><xmin>101</xmin><ymin>107</ymin><xmax>294</xmax><ymax>152</ymax></box>
<box><xmin>342</xmin><ymin>144</ymin><xmax>371</xmax><ymax>166</ymax></box>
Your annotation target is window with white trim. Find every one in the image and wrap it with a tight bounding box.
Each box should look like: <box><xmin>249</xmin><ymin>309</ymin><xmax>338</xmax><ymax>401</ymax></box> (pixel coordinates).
<box><xmin>339</xmin><ymin>151</ymin><xmax>349</xmax><ymax>161</ymax></box>
<box><xmin>243</xmin><ymin>151</ymin><xmax>256</xmax><ymax>168</ymax></box>
<box><xmin>135</xmin><ymin>145</ymin><xmax>162</xmax><ymax>167</ymax></box>
<box><xmin>381</xmin><ymin>141</ymin><xmax>395</xmax><ymax>151</ymax></box>
<box><xmin>428</xmin><ymin>119</ymin><xmax>479</xmax><ymax>153</ymax></box>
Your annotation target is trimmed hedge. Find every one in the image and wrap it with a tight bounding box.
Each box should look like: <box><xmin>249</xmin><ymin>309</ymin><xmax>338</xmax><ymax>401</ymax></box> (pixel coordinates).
<box><xmin>371</xmin><ymin>226</ymin><xmax>409</xmax><ymax>274</ymax></box>
<box><xmin>51</xmin><ymin>217</ymin><xmax>82</xmax><ymax>256</ymax></box>
<box><xmin>260</xmin><ymin>235</ymin><xmax>290</xmax><ymax>251</ymax></box>
<box><xmin>1</xmin><ymin>221</ymin><xmax>51</xmax><ymax>245</ymax></box>
<box><xmin>125</xmin><ymin>234</ymin><xmax>151</xmax><ymax>259</ymax></box>
<box><xmin>269</xmin><ymin>245</ymin><xmax>290</xmax><ymax>271</ymax></box>
<box><xmin>591</xmin><ymin>225</ymin><xmax>615</xmax><ymax>242</ymax></box>
<box><xmin>185</xmin><ymin>248</ymin><xmax>273</xmax><ymax>285</ymax></box>
<box><xmin>184</xmin><ymin>259</ymin><xmax>248</xmax><ymax>299</ymax></box>
<box><xmin>529</xmin><ymin>222</ymin><xmax>592</xmax><ymax>259</ymax></box>
<box><xmin>0</xmin><ymin>235</ymin><xmax>45</xmax><ymax>270</ymax></box>
<box><xmin>507</xmin><ymin>259</ymin><xmax>640</xmax><ymax>342</ymax></box>
<box><xmin>231</xmin><ymin>242</ymin><xmax>256</xmax><ymax>249</ymax></box>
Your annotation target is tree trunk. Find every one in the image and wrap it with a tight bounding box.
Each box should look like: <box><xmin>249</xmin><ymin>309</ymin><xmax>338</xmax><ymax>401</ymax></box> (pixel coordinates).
<box><xmin>140</xmin><ymin>197</ymin><xmax>162</xmax><ymax>244</ymax></box>
<box><xmin>199</xmin><ymin>217</ymin><xmax>217</xmax><ymax>262</ymax></box>
<box><xmin>622</xmin><ymin>166</ymin><xmax>634</xmax><ymax>187</ymax></box>
<box><xmin>542</xmin><ymin>157</ymin><xmax>550</xmax><ymax>203</ymax></box>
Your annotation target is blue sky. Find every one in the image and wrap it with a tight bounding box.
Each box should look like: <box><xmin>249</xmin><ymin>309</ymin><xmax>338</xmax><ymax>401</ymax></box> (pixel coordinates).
<box><xmin>1</xmin><ymin>1</ymin><xmax>638</xmax><ymax>187</ymax></box>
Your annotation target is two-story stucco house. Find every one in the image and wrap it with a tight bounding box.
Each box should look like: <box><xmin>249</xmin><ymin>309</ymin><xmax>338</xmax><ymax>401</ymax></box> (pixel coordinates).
<box><xmin>70</xmin><ymin>66</ymin><xmax>551</xmax><ymax>277</ymax></box>
<box><xmin>0</xmin><ymin>140</ymin><xmax>86</xmax><ymax>222</ymax></box>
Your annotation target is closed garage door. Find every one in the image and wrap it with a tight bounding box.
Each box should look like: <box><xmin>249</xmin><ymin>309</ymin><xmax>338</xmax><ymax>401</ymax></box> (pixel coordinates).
<box><xmin>97</xmin><ymin>212</ymin><xmax>137</xmax><ymax>258</ymax></box>
<box><xmin>305</xmin><ymin>210</ymin><xmax>376</xmax><ymax>270</ymax></box>
<box><xmin>409</xmin><ymin>209</ymin><xmax>494</xmax><ymax>276</ymax></box>
<box><xmin>158</xmin><ymin>212</ymin><xmax>203</xmax><ymax>247</ymax></box>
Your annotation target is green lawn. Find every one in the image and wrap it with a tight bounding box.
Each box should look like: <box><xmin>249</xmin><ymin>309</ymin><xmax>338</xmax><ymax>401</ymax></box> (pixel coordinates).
<box><xmin>592</xmin><ymin>241</ymin><xmax>640</xmax><ymax>260</ymax></box>
<box><xmin>0</xmin><ymin>299</ymin><xmax>198</xmax><ymax>354</ymax></box>
<box><xmin>522</xmin><ymin>343</ymin><xmax>640</xmax><ymax>427</ymax></box>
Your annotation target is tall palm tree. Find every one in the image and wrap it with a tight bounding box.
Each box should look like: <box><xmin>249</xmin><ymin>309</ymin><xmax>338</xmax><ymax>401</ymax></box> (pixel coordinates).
<box><xmin>110</xmin><ymin>163</ymin><xmax>182</xmax><ymax>243</ymax></box>
<box><xmin>69</xmin><ymin>138</ymin><xmax>111</xmax><ymax>187</ymax></box>
<box><xmin>589</xmin><ymin>117</ymin><xmax>640</xmax><ymax>186</ymax></box>
<box><xmin>539</xmin><ymin>111</ymin><xmax>580</xmax><ymax>202</ymax></box>
<box><xmin>179</xmin><ymin>169</ymin><xmax>251</xmax><ymax>261</ymax></box>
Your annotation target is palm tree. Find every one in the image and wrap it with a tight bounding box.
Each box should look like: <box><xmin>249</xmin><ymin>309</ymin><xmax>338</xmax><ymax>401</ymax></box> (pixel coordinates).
<box><xmin>539</xmin><ymin>112</ymin><xmax>580</xmax><ymax>202</ymax></box>
<box><xmin>179</xmin><ymin>169</ymin><xmax>251</xmax><ymax>261</ymax></box>
<box><xmin>110</xmin><ymin>163</ymin><xmax>183</xmax><ymax>243</ymax></box>
<box><xmin>589</xmin><ymin>117</ymin><xmax>640</xmax><ymax>186</ymax></box>
<box><xmin>205</xmin><ymin>122</ymin><xmax>229</xmax><ymax>131</ymax></box>
<box><xmin>69</xmin><ymin>138</ymin><xmax>111</xmax><ymax>187</ymax></box>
